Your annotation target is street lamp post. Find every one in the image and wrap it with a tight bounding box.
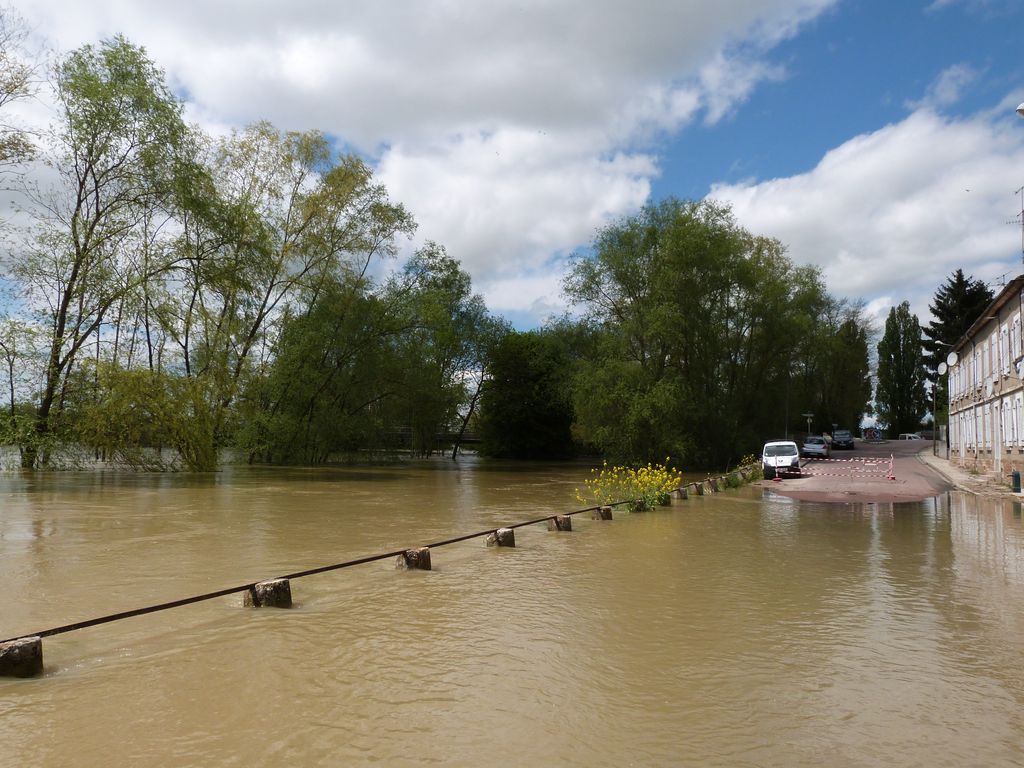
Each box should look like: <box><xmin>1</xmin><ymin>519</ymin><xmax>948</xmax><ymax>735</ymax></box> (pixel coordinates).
<box><xmin>935</xmin><ymin>362</ymin><xmax>947</xmax><ymax>456</ymax></box>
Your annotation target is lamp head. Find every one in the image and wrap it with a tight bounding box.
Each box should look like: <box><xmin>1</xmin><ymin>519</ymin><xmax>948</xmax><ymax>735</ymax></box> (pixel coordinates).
<box><xmin>1018</xmin><ymin>102</ymin><xmax>1024</xmax><ymax>118</ymax></box>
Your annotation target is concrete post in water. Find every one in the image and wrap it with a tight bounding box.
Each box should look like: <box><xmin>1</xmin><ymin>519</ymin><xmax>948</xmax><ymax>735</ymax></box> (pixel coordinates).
<box><xmin>694</xmin><ymin>481</ymin><xmax>704</xmax><ymax>496</ymax></box>
<box><xmin>244</xmin><ymin>578</ymin><xmax>293</xmax><ymax>608</ymax></box>
<box><xmin>485</xmin><ymin>527</ymin><xmax>516</xmax><ymax>547</ymax></box>
<box><xmin>591</xmin><ymin>506</ymin><xmax>613</xmax><ymax>520</ymax></box>
<box><xmin>547</xmin><ymin>515</ymin><xmax>572</xmax><ymax>531</ymax></box>
<box><xmin>710</xmin><ymin>477</ymin><xmax>720</xmax><ymax>492</ymax></box>
<box><xmin>675</xmin><ymin>486</ymin><xmax>688</xmax><ymax>500</ymax></box>
<box><xmin>0</xmin><ymin>636</ymin><xmax>43</xmax><ymax>678</ymax></box>
<box><xmin>398</xmin><ymin>547</ymin><xmax>432</xmax><ymax>570</ymax></box>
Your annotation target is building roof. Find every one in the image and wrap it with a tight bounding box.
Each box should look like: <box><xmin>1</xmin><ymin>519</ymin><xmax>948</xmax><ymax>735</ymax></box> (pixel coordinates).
<box><xmin>949</xmin><ymin>274</ymin><xmax>1024</xmax><ymax>359</ymax></box>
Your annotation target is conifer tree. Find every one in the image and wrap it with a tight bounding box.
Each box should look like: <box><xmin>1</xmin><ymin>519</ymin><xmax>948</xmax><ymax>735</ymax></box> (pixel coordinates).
<box><xmin>922</xmin><ymin>270</ymin><xmax>993</xmax><ymax>424</ymax></box>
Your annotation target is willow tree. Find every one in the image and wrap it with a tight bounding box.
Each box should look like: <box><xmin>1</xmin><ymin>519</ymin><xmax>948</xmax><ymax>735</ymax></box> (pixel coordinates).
<box><xmin>155</xmin><ymin>122</ymin><xmax>416</xmax><ymax>468</ymax></box>
<box><xmin>12</xmin><ymin>36</ymin><xmax>191</xmax><ymax>466</ymax></box>
<box><xmin>565</xmin><ymin>198</ymin><xmax>835</xmax><ymax>468</ymax></box>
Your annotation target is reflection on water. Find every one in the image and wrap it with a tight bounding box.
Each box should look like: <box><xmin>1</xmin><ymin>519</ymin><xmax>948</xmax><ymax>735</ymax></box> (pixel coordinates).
<box><xmin>2</xmin><ymin>462</ymin><xmax>1024</xmax><ymax>767</ymax></box>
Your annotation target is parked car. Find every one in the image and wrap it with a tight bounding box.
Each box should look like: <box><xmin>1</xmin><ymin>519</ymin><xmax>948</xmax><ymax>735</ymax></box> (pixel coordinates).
<box><xmin>801</xmin><ymin>435</ymin><xmax>830</xmax><ymax>458</ymax></box>
<box><xmin>831</xmin><ymin>429</ymin><xmax>855</xmax><ymax>449</ymax></box>
<box><xmin>762</xmin><ymin>440</ymin><xmax>801</xmax><ymax>479</ymax></box>
<box><xmin>898</xmin><ymin>433</ymin><xmax>921</xmax><ymax>440</ymax></box>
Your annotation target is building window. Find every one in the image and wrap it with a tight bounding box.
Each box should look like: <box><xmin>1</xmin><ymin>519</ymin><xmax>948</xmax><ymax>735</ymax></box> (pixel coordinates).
<box><xmin>1004</xmin><ymin>398</ymin><xmax>1015</xmax><ymax>447</ymax></box>
<box><xmin>1002</xmin><ymin>326</ymin><xmax>1011</xmax><ymax>374</ymax></box>
<box><xmin>1016</xmin><ymin>394</ymin><xmax>1024</xmax><ymax>449</ymax></box>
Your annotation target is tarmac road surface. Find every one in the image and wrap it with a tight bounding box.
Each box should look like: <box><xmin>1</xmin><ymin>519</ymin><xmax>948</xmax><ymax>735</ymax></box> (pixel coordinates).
<box><xmin>763</xmin><ymin>438</ymin><xmax>953</xmax><ymax>503</ymax></box>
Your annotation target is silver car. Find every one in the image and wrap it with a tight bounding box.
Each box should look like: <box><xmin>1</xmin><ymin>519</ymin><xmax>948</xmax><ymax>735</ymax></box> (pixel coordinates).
<box><xmin>801</xmin><ymin>436</ymin><xmax>830</xmax><ymax>459</ymax></box>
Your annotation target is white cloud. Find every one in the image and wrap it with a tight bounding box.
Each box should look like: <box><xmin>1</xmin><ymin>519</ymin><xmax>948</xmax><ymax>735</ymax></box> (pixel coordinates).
<box><xmin>709</xmin><ymin>108</ymin><xmax>1024</xmax><ymax>324</ymax></box>
<box><xmin>699</xmin><ymin>50</ymin><xmax>786</xmax><ymax>125</ymax></box>
<box><xmin>8</xmin><ymin>0</ymin><xmax>838</xmax><ymax>323</ymax></box>
<box><xmin>906</xmin><ymin>64</ymin><xmax>979</xmax><ymax>110</ymax></box>
<box><xmin>377</xmin><ymin>128</ymin><xmax>655</xmax><ymax>281</ymax></box>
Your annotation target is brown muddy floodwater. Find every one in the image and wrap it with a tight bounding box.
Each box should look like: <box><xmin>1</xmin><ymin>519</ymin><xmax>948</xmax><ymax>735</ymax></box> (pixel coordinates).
<box><xmin>2</xmin><ymin>459</ymin><xmax>1024</xmax><ymax>767</ymax></box>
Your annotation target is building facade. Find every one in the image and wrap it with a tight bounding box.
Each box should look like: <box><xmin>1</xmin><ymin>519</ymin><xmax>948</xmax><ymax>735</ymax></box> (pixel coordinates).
<box><xmin>947</xmin><ymin>276</ymin><xmax>1024</xmax><ymax>477</ymax></box>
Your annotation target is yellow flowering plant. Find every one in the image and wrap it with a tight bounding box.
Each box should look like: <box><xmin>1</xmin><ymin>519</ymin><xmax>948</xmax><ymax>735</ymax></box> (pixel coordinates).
<box><xmin>738</xmin><ymin>453</ymin><xmax>762</xmax><ymax>480</ymax></box>
<box><xmin>575</xmin><ymin>459</ymin><xmax>683</xmax><ymax>512</ymax></box>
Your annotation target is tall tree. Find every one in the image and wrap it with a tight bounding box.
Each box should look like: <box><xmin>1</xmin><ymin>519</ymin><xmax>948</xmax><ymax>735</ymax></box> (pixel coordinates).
<box><xmin>390</xmin><ymin>244</ymin><xmax>488</xmax><ymax>456</ymax></box>
<box><xmin>564</xmin><ymin>198</ymin><xmax>835</xmax><ymax>468</ymax></box>
<box><xmin>790</xmin><ymin>303</ymin><xmax>873</xmax><ymax>434</ymax></box>
<box><xmin>922</xmin><ymin>269</ymin><xmax>993</xmax><ymax>424</ymax></box>
<box><xmin>876</xmin><ymin>301</ymin><xmax>928</xmax><ymax>435</ymax></box>
<box><xmin>156</xmin><ymin>122</ymin><xmax>415</xmax><ymax>468</ymax></box>
<box><xmin>13</xmin><ymin>36</ymin><xmax>192</xmax><ymax>466</ymax></box>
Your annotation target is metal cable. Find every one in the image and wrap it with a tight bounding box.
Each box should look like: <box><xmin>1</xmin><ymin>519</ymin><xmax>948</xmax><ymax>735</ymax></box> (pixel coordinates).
<box><xmin>1</xmin><ymin>500</ymin><xmax>635</xmax><ymax>644</ymax></box>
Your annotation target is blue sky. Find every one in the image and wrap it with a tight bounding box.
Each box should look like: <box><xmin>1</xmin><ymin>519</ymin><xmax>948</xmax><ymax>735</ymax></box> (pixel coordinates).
<box><xmin>659</xmin><ymin>0</ymin><xmax>1023</xmax><ymax>199</ymax></box>
<box><xmin>7</xmin><ymin>0</ymin><xmax>1024</xmax><ymax>331</ymax></box>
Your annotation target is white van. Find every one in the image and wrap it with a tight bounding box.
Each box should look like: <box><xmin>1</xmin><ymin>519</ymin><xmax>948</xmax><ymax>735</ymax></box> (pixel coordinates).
<box><xmin>898</xmin><ymin>433</ymin><xmax>921</xmax><ymax>440</ymax></box>
<box><xmin>762</xmin><ymin>440</ymin><xmax>800</xmax><ymax>479</ymax></box>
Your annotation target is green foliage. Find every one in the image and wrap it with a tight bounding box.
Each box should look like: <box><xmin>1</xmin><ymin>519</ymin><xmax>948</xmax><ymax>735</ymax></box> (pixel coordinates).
<box><xmin>789</xmin><ymin>306</ymin><xmax>873</xmax><ymax>435</ymax></box>
<box><xmin>388</xmin><ymin>244</ymin><xmax>489</xmax><ymax>457</ymax></box>
<box><xmin>0</xmin><ymin>7</ymin><xmax>35</xmax><ymax>170</ymax></box>
<box><xmin>64</xmin><ymin>362</ymin><xmax>216</xmax><ymax>471</ymax></box>
<box><xmin>12</xmin><ymin>36</ymin><xmax>191</xmax><ymax>467</ymax></box>
<box><xmin>876</xmin><ymin>301</ymin><xmax>928</xmax><ymax>435</ymax></box>
<box><xmin>477</xmin><ymin>330</ymin><xmax>576</xmax><ymax>459</ymax></box>
<box><xmin>243</xmin><ymin>277</ymin><xmax>402</xmax><ymax>464</ymax></box>
<box><xmin>564</xmin><ymin>197</ymin><xmax>856</xmax><ymax>469</ymax></box>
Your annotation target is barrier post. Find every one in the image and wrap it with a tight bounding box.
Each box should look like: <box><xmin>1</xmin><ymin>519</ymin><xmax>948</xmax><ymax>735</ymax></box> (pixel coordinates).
<box><xmin>244</xmin><ymin>578</ymin><xmax>293</xmax><ymax>608</ymax></box>
<box><xmin>0</xmin><ymin>636</ymin><xmax>43</xmax><ymax>678</ymax></box>
<box><xmin>485</xmin><ymin>527</ymin><xmax>516</xmax><ymax>547</ymax></box>
<box><xmin>398</xmin><ymin>547</ymin><xmax>432</xmax><ymax>570</ymax></box>
<box><xmin>547</xmin><ymin>515</ymin><xmax>572</xmax><ymax>531</ymax></box>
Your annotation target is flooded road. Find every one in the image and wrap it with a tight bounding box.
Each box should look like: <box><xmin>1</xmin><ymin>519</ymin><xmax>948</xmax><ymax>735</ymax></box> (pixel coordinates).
<box><xmin>2</xmin><ymin>460</ymin><xmax>1024</xmax><ymax>767</ymax></box>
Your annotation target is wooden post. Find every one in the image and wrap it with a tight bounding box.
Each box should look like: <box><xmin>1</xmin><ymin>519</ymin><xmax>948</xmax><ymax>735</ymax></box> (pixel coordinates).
<box><xmin>547</xmin><ymin>515</ymin><xmax>572</xmax><ymax>531</ymax></box>
<box><xmin>485</xmin><ymin>527</ymin><xmax>516</xmax><ymax>547</ymax></box>
<box><xmin>710</xmin><ymin>477</ymin><xmax>719</xmax><ymax>492</ymax></box>
<box><xmin>694</xmin><ymin>481</ymin><xmax>704</xmax><ymax>496</ymax></box>
<box><xmin>244</xmin><ymin>578</ymin><xmax>293</xmax><ymax>608</ymax></box>
<box><xmin>591</xmin><ymin>506</ymin><xmax>613</xmax><ymax>520</ymax></box>
<box><xmin>674</xmin><ymin>486</ymin><xmax>688</xmax><ymax>500</ymax></box>
<box><xmin>0</xmin><ymin>636</ymin><xmax>43</xmax><ymax>678</ymax></box>
<box><xmin>398</xmin><ymin>547</ymin><xmax>432</xmax><ymax>570</ymax></box>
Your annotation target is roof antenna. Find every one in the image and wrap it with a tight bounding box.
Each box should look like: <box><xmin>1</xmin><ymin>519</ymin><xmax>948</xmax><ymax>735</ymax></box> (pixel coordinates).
<box><xmin>1018</xmin><ymin>186</ymin><xmax>1024</xmax><ymax>267</ymax></box>
<box><xmin>1007</xmin><ymin>186</ymin><xmax>1024</xmax><ymax>268</ymax></box>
